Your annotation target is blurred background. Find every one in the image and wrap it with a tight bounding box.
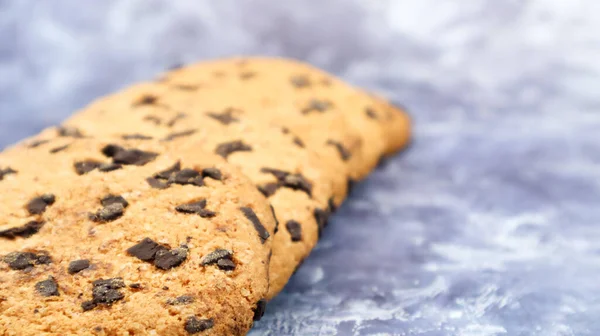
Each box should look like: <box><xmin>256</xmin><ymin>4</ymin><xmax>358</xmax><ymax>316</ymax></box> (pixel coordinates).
<box><xmin>2</xmin><ymin>1</ymin><xmax>600</xmax><ymax>335</ymax></box>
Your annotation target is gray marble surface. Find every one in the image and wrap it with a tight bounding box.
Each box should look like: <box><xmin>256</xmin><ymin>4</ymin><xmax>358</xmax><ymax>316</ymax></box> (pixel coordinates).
<box><xmin>2</xmin><ymin>1</ymin><xmax>600</xmax><ymax>335</ymax></box>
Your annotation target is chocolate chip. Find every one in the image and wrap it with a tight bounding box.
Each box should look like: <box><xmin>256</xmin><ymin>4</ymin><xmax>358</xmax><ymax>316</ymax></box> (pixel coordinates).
<box><xmin>35</xmin><ymin>276</ymin><xmax>59</xmax><ymax>297</ymax></box>
<box><xmin>282</xmin><ymin>174</ymin><xmax>313</xmax><ymax>197</ymax></box>
<box><xmin>166</xmin><ymin>113</ymin><xmax>188</xmax><ymax>127</ymax></box>
<box><xmin>302</xmin><ymin>99</ymin><xmax>332</xmax><ymax>114</ymax></box>
<box><xmin>0</xmin><ymin>221</ymin><xmax>45</xmax><ymax>239</ymax></box>
<box><xmin>162</xmin><ymin>129</ymin><xmax>196</xmax><ymax>142</ymax></box>
<box><xmin>253</xmin><ymin>299</ymin><xmax>267</xmax><ymax>321</ymax></box>
<box><xmin>285</xmin><ymin>220</ymin><xmax>302</xmax><ymax>242</ymax></box>
<box><xmin>207</xmin><ymin>108</ymin><xmax>240</xmax><ymax>125</ymax></box>
<box><xmin>144</xmin><ymin>115</ymin><xmax>162</xmax><ymax>125</ymax></box>
<box><xmin>4</xmin><ymin>251</ymin><xmax>51</xmax><ymax>270</ymax></box>
<box><xmin>129</xmin><ymin>283</ymin><xmax>142</xmax><ymax>289</ymax></box>
<box><xmin>122</xmin><ymin>134</ymin><xmax>153</xmax><ymax>140</ymax></box>
<box><xmin>26</xmin><ymin>194</ymin><xmax>56</xmax><ymax>215</ymax></box>
<box><xmin>326</xmin><ymin>140</ymin><xmax>351</xmax><ymax>161</ymax></box>
<box><xmin>175</xmin><ymin>200</ymin><xmax>216</xmax><ymax>218</ymax></box>
<box><xmin>201</xmin><ymin>168</ymin><xmax>222</xmax><ymax>181</ymax></box>
<box><xmin>0</xmin><ymin>167</ymin><xmax>17</xmax><ymax>181</ymax></box>
<box><xmin>215</xmin><ymin>140</ymin><xmax>252</xmax><ymax>159</ymax></box>
<box><xmin>127</xmin><ymin>238</ymin><xmax>167</xmax><ymax>262</ymax></box>
<box><xmin>112</xmin><ymin>148</ymin><xmax>158</xmax><ymax>166</ymax></box>
<box><xmin>201</xmin><ymin>249</ymin><xmax>233</xmax><ymax>266</ymax></box>
<box><xmin>168</xmin><ymin>169</ymin><xmax>203</xmax><ymax>187</ymax></box>
<box><xmin>28</xmin><ymin>139</ymin><xmax>50</xmax><ymax>148</ymax></box>
<box><xmin>101</xmin><ymin>144</ymin><xmax>125</xmax><ymax>158</ymax></box>
<box><xmin>134</xmin><ymin>95</ymin><xmax>157</xmax><ymax>106</ymax></box>
<box><xmin>68</xmin><ymin>259</ymin><xmax>91</xmax><ymax>274</ymax></box>
<box><xmin>89</xmin><ymin>203</ymin><xmax>125</xmax><ymax>223</ymax></box>
<box><xmin>74</xmin><ymin>160</ymin><xmax>102</xmax><ymax>175</ymax></box>
<box><xmin>270</xmin><ymin>205</ymin><xmax>279</xmax><ymax>234</ymax></box>
<box><xmin>163</xmin><ymin>286</ymin><xmax>169</xmax><ymax>291</ymax></box>
<box><xmin>101</xmin><ymin>195</ymin><xmax>129</xmax><ymax>208</ymax></box>
<box><xmin>293</xmin><ymin>137</ymin><xmax>305</xmax><ymax>148</ymax></box>
<box><xmin>155</xmin><ymin>162</ymin><xmax>181</xmax><ymax>180</ymax></box>
<box><xmin>98</xmin><ymin>163</ymin><xmax>123</xmax><ymax>172</ymax></box>
<box><xmin>154</xmin><ymin>247</ymin><xmax>188</xmax><ymax>270</ymax></box>
<box><xmin>89</xmin><ymin>278</ymin><xmax>125</xmax><ymax>307</ymax></box>
<box><xmin>185</xmin><ymin>316</ymin><xmax>214</xmax><ymax>334</ymax></box>
<box><xmin>260</xmin><ymin>167</ymin><xmax>289</xmax><ymax>181</ymax></box>
<box><xmin>217</xmin><ymin>258</ymin><xmax>236</xmax><ymax>271</ymax></box>
<box><xmin>290</xmin><ymin>75</ymin><xmax>311</xmax><ymax>88</ymax></box>
<box><xmin>57</xmin><ymin>126</ymin><xmax>84</xmax><ymax>138</ymax></box>
<box><xmin>240</xmin><ymin>207</ymin><xmax>270</xmax><ymax>244</ymax></box>
<box><xmin>239</xmin><ymin>71</ymin><xmax>256</xmax><ymax>79</ymax></box>
<box><xmin>49</xmin><ymin>144</ymin><xmax>70</xmax><ymax>153</ymax></box>
<box><xmin>166</xmin><ymin>295</ymin><xmax>194</xmax><ymax>305</ymax></box>
<box><xmin>146</xmin><ymin>177</ymin><xmax>169</xmax><ymax>189</ymax></box>
<box><xmin>365</xmin><ymin>107</ymin><xmax>378</xmax><ymax>119</ymax></box>
<box><xmin>314</xmin><ymin>208</ymin><xmax>330</xmax><ymax>237</ymax></box>
<box><xmin>258</xmin><ymin>183</ymin><xmax>280</xmax><ymax>197</ymax></box>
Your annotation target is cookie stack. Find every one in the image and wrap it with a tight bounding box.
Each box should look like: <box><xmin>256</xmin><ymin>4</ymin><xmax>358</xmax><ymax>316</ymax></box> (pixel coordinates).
<box><xmin>0</xmin><ymin>58</ymin><xmax>411</xmax><ymax>335</ymax></box>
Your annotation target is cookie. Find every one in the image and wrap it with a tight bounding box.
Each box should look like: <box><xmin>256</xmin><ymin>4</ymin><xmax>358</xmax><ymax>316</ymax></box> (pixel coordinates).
<box><xmin>0</xmin><ymin>136</ymin><xmax>277</xmax><ymax>335</ymax></box>
<box><xmin>60</xmin><ymin>87</ymin><xmax>349</xmax><ymax>298</ymax></box>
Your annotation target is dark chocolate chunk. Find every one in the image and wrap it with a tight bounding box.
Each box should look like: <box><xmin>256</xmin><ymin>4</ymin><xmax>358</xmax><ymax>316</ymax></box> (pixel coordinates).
<box><xmin>68</xmin><ymin>259</ymin><xmax>91</xmax><ymax>274</ymax></box>
<box><xmin>26</xmin><ymin>194</ymin><xmax>56</xmax><ymax>215</ymax></box>
<box><xmin>49</xmin><ymin>144</ymin><xmax>70</xmax><ymax>153</ymax></box>
<box><xmin>155</xmin><ymin>162</ymin><xmax>182</xmax><ymax>180</ymax></box>
<box><xmin>81</xmin><ymin>301</ymin><xmax>97</xmax><ymax>311</ymax></box>
<box><xmin>290</xmin><ymin>75</ymin><xmax>311</xmax><ymax>88</ymax></box>
<box><xmin>144</xmin><ymin>115</ymin><xmax>162</xmax><ymax>125</ymax></box>
<box><xmin>258</xmin><ymin>183</ymin><xmax>280</xmax><ymax>197</ymax></box>
<box><xmin>201</xmin><ymin>249</ymin><xmax>233</xmax><ymax>266</ymax></box>
<box><xmin>134</xmin><ymin>95</ymin><xmax>157</xmax><ymax>106</ymax></box>
<box><xmin>0</xmin><ymin>167</ymin><xmax>17</xmax><ymax>181</ymax></box>
<box><xmin>89</xmin><ymin>203</ymin><xmax>125</xmax><ymax>223</ymax></box>
<box><xmin>239</xmin><ymin>71</ymin><xmax>256</xmax><ymax>79</ymax></box>
<box><xmin>270</xmin><ymin>205</ymin><xmax>279</xmax><ymax>234</ymax></box>
<box><xmin>314</xmin><ymin>208</ymin><xmax>330</xmax><ymax>237</ymax></box>
<box><xmin>215</xmin><ymin>140</ymin><xmax>252</xmax><ymax>159</ymax></box>
<box><xmin>57</xmin><ymin>126</ymin><xmax>84</xmax><ymax>138</ymax></box>
<box><xmin>240</xmin><ymin>207</ymin><xmax>270</xmax><ymax>244</ymax></box>
<box><xmin>112</xmin><ymin>148</ymin><xmax>158</xmax><ymax>166</ymax></box>
<box><xmin>162</xmin><ymin>129</ymin><xmax>196</xmax><ymax>142</ymax></box>
<box><xmin>185</xmin><ymin>316</ymin><xmax>214</xmax><ymax>334</ymax></box>
<box><xmin>166</xmin><ymin>113</ymin><xmax>188</xmax><ymax>127</ymax></box>
<box><xmin>3</xmin><ymin>251</ymin><xmax>51</xmax><ymax>270</ymax></box>
<box><xmin>0</xmin><ymin>221</ymin><xmax>45</xmax><ymax>239</ymax></box>
<box><xmin>260</xmin><ymin>167</ymin><xmax>290</xmax><ymax>181</ymax></box>
<box><xmin>285</xmin><ymin>220</ymin><xmax>303</xmax><ymax>242</ymax></box>
<box><xmin>101</xmin><ymin>194</ymin><xmax>129</xmax><ymax>208</ymax></box>
<box><xmin>146</xmin><ymin>177</ymin><xmax>169</xmax><ymax>189</ymax></box>
<box><xmin>28</xmin><ymin>139</ymin><xmax>50</xmax><ymax>148</ymax></box>
<box><xmin>129</xmin><ymin>283</ymin><xmax>142</xmax><ymax>289</ymax></box>
<box><xmin>154</xmin><ymin>247</ymin><xmax>188</xmax><ymax>270</ymax></box>
<box><xmin>127</xmin><ymin>238</ymin><xmax>167</xmax><ymax>262</ymax></box>
<box><xmin>217</xmin><ymin>258</ymin><xmax>236</xmax><ymax>271</ymax></box>
<box><xmin>175</xmin><ymin>200</ymin><xmax>216</xmax><ymax>218</ymax></box>
<box><xmin>163</xmin><ymin>286</ymin><xmax>169</xmax><ymax>290</ymax></box>
<box><xmin>98</xmin><ymin>163</ymin><xmax>123</xmax><ymax>172</ymax></box>
<box><xmin>301</xmin><ymin>99</ymin><xmax>332</xmax><ymax>114</ymax></box>
<box><xmin>206</xmin><ymin>108</ymin><xmax>240</xmax><ymax>125</ymax></box>
<box><xmin>166</xmin><ymin>295</ymin><xmax>195</xmax><ymax>305</ymax></box>
<box><xmin>74</xmin><ymin>160</ymin><xmax>102</xmax><ymax>175</ymax></box>
<box><xmin>282</xmin><ymin>174</ymin><xmax>313</xmax><ymax>197</ymax></box>
<box><xmin>90</xmin><ymin>277</ymin><xmax>125</xmax><ymax>307</ymax></box>
<box><xmin>101</xmin><ymin>144</ymin><xmax>125</xmax><ymax>158</ymax></box>
<box><xmin>201</xmin><ymin>168</ymin><xmax>222</xmax><ymax>181</ymax></box>
<box><xmin>365</xmin><ymin>107</ymin><xmax>378</xmax><ymax>119</ymax></box>
<box><xmin>122</xmin><ymin>133</ymin><xmax>153</xmax><ymax>140</ymax></box>
<box><xmin>293</xmin><ymin>137</ymin><xmax>305</xmax><ymax>148</ymax></box>
<box><xmin>326</xmin><ymin>139</ymin><xmax>351</xmax><ymax>161</ymax></box>
<box><xmin>35</xmin><ymin>276</ymin><xmax>59</xmax><ymax>297</ymax></box>
<box><xmin>253</xmin><ymin>299</ymin><xmax>267</xmax><ymax>321</ymax></box>
<box><xmin>168</xmin><ymin>168</ymin><xmax>203</xmax><ymax>187</ymax></box>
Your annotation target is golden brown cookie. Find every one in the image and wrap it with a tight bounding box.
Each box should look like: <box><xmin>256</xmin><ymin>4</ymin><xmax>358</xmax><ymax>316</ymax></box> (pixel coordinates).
<box><xmin>0</xmin><ymin>136</ymin><xmax>276</xmax><ymax>335</ymax></box>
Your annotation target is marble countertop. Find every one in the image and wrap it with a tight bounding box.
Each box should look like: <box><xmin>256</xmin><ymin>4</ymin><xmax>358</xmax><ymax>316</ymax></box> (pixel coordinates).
<box><xmin>2</xmin><ymin>1</ymin><xmax>599</xmax><ymax>335</ymax></box>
